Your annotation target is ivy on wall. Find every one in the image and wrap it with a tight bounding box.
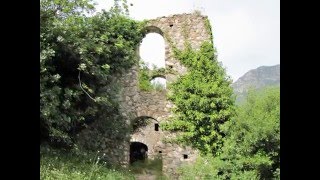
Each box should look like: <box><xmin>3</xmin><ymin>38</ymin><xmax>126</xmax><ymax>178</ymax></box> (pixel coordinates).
<box><xmin>162</xmin><ymin>19</ymin><xmax>235</xmax><ymax>155</ymax></box>
<box><xmin>138</xmin><ymin>62</ymin><xmax>153</xmax><ymax>91</ymax></box>
<box><xmin>138</xmin><ymin>61</ymin><xmax>170</xmax><ymax>91</ymax></box>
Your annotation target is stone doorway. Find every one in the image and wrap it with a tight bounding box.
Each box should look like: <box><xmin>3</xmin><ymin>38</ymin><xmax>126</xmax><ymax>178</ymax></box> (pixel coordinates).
<box><xmin>130</xmin><ymin>142</ymin><xmax>148</xmax><ymax>164</ymax></box>
<box><xmin>129</xmin><ymin>141</ymin><xmax>164</xmax><ymax>179</ymax></box>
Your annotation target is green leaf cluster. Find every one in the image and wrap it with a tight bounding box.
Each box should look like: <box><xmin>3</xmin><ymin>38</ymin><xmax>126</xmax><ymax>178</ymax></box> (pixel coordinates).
<box><xmin>138</xmin><ymin>61</ymin><xmax>166</xmax><ymax>91</ymax></box>
<box><xmin>162</xmin><ymin>40</ymin><xmax>235</xmax><ymax>155</ymax></box>
<box><xmin>40</xmin><ymin>0</ymin><xmax>145</xmax><ymax>148</ymax></box>
<box><xmin>217</xmin><ymin>87</ymin><xmax>280</xmax><ymax>179</ymax></box>
<box><xmin>178</xmin><ymin>87</ymin><xmax>280</xmax><ymax>179</ymax></box>
<box><xmin>138</xmin><ymin>62</ymin><xmax>153</xmax><ymax>91</ymax></box>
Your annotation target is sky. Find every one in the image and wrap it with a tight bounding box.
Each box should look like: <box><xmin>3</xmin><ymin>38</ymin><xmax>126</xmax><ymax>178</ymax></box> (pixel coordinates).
<box><xmin>93</xmin><ymin>0</ymin><xmax>280</xmax><ymax>82</ymax></box>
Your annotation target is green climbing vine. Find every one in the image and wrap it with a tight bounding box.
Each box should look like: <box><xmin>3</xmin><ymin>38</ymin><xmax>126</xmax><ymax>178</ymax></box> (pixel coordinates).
<box><xmin>161</xmin><ymin>19</ymin><xmax>235</xmax><ymax>155</ymax></box>
<box><xmin>138</xmin><ymin>61</ymin><xmax>174</xmax><ymax>91</ymax></box>
<box><xmin>138</xmin><ymin>62</ymin><xmax>166</xmax><ymax>91</ymax></box>
<box><xmin>138</xmin><ymin>61</ymin><xmax>153</xmax><ymax>91</ymax></box>
<box><xmin>138</xmin><ymin>64</ymin><xmax>167</xmax><ymax>91</ymax></box>
<box><xmin>204</xmin><ymin>17</ymin><xmax>214</xmax><ymax>43</ymax></box>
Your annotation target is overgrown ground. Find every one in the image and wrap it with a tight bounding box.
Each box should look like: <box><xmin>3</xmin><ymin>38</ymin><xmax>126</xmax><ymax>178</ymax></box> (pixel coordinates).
<box><xmin>40</xmin><ymin>146</ymin><xmax>169</xmax><ymax>180</ymax></box>
<box><xmin>40</xmin><ymin>147</ymin><xmax>135</xmax><ymax>180</ymax></box>
<box><xmin>129</xmin><ymin>157</ymin><xmax>168</xmax><ymax>180</ymax></box>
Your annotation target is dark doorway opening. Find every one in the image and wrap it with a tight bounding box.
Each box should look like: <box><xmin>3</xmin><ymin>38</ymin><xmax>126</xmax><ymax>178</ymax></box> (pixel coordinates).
<box><xmin>130</xmin><ymin>142</ymin><xmax>148</xmax><ymax>164</ymax></box>
<box><xmin>155</xmin><ymin>123</ymin><xmax>159</xmax><ymax>131</ymax></box>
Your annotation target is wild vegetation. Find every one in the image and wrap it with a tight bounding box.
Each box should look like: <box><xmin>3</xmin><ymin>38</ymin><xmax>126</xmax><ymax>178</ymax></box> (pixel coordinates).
<box><xmin>40</xmin><ymin>146</ymin><xmax>135</xmax><ymax>180</ymax></box>
<box><xmin>40</xmin><ymin>0</ymin><xmax>145</xmax><ymax>148</ymax></box>
<box><xmin>40</xmin><ymin>0</ymin><xmax>143</xmax><ymax>178</ymax></box>
<box><xmin>178</xmin><ymin>87</ymin><xmax>280</xmax><ymax>179</ymax></box>
<box><xmin>40</xmin><ymin>0</ymin><xmax>279</xmax><ymax>179</ymax></box>
<box><xmin>138</xmin><ymin>61</ymin><xmax>166</xmax><ymax>91</ymax></box>
<box><xmin>162</xmin><ymin>36</ymin><xmax>235</xmax><ymax>155</ymax></box>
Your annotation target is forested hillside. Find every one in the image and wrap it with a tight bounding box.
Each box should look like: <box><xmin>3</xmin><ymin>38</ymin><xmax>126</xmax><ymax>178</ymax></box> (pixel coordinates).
<box><xmin>232</xmin><ymin>64</ymin><xmax>280</xmax><ymax>103</ymax></box>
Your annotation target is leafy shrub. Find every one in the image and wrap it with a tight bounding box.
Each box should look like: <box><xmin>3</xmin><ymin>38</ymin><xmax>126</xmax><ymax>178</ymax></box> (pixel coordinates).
<box><xmin>162</xmin><ymin>41</ymin><xmax>235</xmax><ymax>155</ymax></box>
<box><xmin>40</xmin><ymin>0</ymin><xmax>145</xmax><ymax>147</ymax></box>
<box><xmin>178</xmin><ymin>87</ymin><xmax>280</xmax><ymax>179</ymax></box>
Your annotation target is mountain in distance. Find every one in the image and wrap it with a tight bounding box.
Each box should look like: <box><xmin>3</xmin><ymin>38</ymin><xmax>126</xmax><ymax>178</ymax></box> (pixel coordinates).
<box><xmin>232</xmin><ymin>64</ymin><xmax>280</xmax><ymax>104</ymax></box>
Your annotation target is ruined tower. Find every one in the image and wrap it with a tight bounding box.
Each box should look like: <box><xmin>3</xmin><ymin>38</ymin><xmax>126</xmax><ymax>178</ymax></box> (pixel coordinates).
<box><xmin>77</xmin><ymin>12</ymin><xmax>213</xmax><ymax>177</ymax></box>
<box><xmin>117</xmin><ymin>12</ymin><xmax>213</xmax><ymax>176</ymax></box>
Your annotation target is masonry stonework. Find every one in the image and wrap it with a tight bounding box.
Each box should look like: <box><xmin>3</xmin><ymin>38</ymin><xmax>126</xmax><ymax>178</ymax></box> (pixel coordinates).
<box><xmin>78</xmin><ymin>12</ymin><xmax>212</xmax><ymax>178</ymax></box>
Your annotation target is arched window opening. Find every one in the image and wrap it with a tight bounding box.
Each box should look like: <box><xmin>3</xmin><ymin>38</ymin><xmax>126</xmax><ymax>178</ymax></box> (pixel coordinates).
<box><xmin>139</xmin><ymin>33</ymin><xmax>165</xmax><ymax>70</ymax></box>
<box><xmin>150</xmin><ymin>77</ymin><xmax>166</xmax><ymax>90</ymax></box>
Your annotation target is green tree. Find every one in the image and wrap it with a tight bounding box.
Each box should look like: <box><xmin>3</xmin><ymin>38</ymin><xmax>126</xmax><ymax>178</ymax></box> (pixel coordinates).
<box><xmin>40</xmin><ymin>0</ymin><xmax>145</xmax><ymax>148</ymax></box>
<box><xmin>179</xmin><ymin>87</ymin><xmax>280</xmax><ymax>179</ymax></box>
<box><xmin>162</xmin><ymin>41</ymin><xmax>235</xmax><ymax>155</ymax></box>
<box><xmin>221</xmin><ymin>87</ymin><xmax>280</xmax><ymax>179</ymax></box>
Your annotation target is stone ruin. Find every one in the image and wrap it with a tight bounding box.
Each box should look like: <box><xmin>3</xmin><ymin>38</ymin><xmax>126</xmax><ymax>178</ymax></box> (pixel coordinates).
<box><xmin>78</xmin><ymin>12</ymin><xmax>213</xmax><ymax>177</ymax></box>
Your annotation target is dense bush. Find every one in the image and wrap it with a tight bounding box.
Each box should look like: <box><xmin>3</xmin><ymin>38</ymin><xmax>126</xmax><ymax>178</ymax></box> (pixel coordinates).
<box><xmin>179</xmin><ymin>87</ymin><xmax>280</xmax><ymax>179</ymax></box>
<box><xmin>162</xmin><ymin>41</ymin><xmax>235</xmax><ymax>155</ymax></box>
<box><xmin>40</xmin><ymin>0</ymin><xmax>145</xmax><ymax>148</ymax></box>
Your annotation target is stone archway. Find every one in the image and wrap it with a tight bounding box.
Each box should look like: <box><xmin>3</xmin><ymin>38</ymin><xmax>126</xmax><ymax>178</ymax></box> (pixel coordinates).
<box><xmin>130</xmin><ymin>142</ymin><xmax>148</xmax><ymax>164</ymax></box>
<box><xmin>130</xmin><ymin>116</ymin><xmax>163</xmax><ymax>159</ymax></box>
<box><xmin>150</xmin><ymin>77</ymin><xmax>166</xmax><ymax>90</ymax></box>
<box><xmin>131</xmin><ymin>116</ymin><xmax>159</xmax><ymax>133</ymax></box>
<box><xmin>144</xmin><ymin>26</ymin><xmax>164</xmax><ymax>36</ymax></box>
<box><xmin>139</xmin><ymin>32</ymin><xmax>165</xmax><ymax>70</ymax></box>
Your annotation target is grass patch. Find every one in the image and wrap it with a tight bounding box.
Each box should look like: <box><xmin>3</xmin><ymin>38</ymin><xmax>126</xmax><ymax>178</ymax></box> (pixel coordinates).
<box><xmin>40</xmin><ymin>146</ymin><xmax>135</xmax><ymax>180</ymax></box>
<box><xmin>129</xmin><ymin>156</ymin><xmax>168</xmax><ymax>180</ymax></box>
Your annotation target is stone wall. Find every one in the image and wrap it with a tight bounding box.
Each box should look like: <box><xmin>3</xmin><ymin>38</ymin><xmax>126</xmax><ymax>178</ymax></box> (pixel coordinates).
<box><xmin>146</xmin><ymin>13</ymin><xmax>212</xmax><ymax>83</ymax></box>
<box><xmin>142</xmin><ymin>13</ymin><xmax>211</xmax><ymax>177</ymax></box>
<box><xmin>78</xmin><ymin>12</ymin><xmax>212</xmax><ymax>177</ymax></box>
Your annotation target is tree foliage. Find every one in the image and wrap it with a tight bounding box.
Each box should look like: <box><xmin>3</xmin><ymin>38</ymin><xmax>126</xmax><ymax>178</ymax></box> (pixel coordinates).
<box><xmin>179</xmin><ymin>87</ymin><xmax>280</xmax><ymax>179</ymax></box>
<box><xmin>162</xmin><ymin>41</ymin><xmax>235</xmax><ymax>155</ymax></box>
<box><xmin>218</xmin><ymin>87</ymin><xmax>280</xmax><ymax>179</ymax></box>
<box><xmin>40</xmin><ymin>0</ymin><xmax>145</xmax><ymax>148</ymax></box>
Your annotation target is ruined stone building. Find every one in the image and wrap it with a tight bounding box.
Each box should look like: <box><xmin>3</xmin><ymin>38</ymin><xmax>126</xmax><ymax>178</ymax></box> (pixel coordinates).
<box><xmin>78</xmin><ymin>12</ymin><xmax>213</xmax><ymax>177</ymax></box>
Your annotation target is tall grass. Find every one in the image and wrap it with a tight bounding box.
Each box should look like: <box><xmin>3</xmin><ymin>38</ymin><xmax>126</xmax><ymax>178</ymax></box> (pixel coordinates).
<box><xmin>40</xmin><ymin>146</ymin><xmax>135</xmax><ymax>180</ymax></box>
<box><xmin>129</xmin><ymin>156</ymin><xmax>169</xmax><ymax>180</ymax></box>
